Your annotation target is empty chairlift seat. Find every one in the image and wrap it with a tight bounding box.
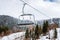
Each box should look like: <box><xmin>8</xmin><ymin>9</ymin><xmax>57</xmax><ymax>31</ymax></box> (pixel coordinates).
<box><xmin>18</xmin><ymin>14</ymin><xmax>35</xmax><ymax>25</ymax></box>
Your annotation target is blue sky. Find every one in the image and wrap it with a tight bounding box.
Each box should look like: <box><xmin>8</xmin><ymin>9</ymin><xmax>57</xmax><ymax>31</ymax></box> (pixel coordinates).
<box><xmin>44</xmin><ymin>0</ymin><xmax>59</xmax><ymax>2</ymax></box>
<box><xmin>0</xmin><ymin>0</ymin><xmax>60</xmax><ymax>20</ymax></box>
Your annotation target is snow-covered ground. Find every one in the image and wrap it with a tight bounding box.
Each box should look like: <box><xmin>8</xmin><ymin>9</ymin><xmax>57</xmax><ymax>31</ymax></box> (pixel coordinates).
<box><xmin>0</xmin><ymin>32</ymin><xmax>25</xmax><ymax>40</ymax></box>
<box><xmin>38</xmin><ymin>28</ymin><xmax>60</xmax><ymax>40</ymax></box>
<box><xmin>0</xmin><ymin>28</ymin><xmax>60</xmax><ymax>40</ymax></box>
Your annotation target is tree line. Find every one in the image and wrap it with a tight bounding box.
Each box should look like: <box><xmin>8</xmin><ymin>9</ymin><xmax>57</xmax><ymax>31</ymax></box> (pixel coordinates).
<box><xmin>25</xmin><ymin>20</ymin><xmax>57</xmax><ymax>40</ymax></box>
<box><xmin>0</xmin><ymin>25</ymin><xmax>9</xmax><ymax>37</ymax></box>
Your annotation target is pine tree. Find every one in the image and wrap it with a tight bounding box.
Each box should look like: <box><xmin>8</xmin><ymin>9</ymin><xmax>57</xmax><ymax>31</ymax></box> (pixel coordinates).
<box><xmin>29</xmin><ymin>30</ymin><xmax>31</xmax><ymax>37</ymax></box>
<box><xmin>38</xmin><ymin>26</ymin><xmax>42</xmax><ymax>35</ymax></box>
<box><xmin>42</xmin><ymin>21</ymin><xmax>48</xmax><ymax>35</ymax></box>
<box><xmin>45</xmin><ymin>20</ymin><xmax>49</xmax><ymax>32</ymax></box>
<box><xmin>25</xmin><ymin>28</ymin><xmax>29</xmax><ymax>38</ymax></box>
<box><xmin>54</xmin><ymin>28</ymin><xmax>57</xmax><ymax>39</ymax></box>
<box><xmin>35</xmin><ymin>24</ymin><xmax>39</xmax><ymax>39</ymax></box>
<box><xmin>0</xmin><ymin>27</ymin><xmax>2</xmax><ymax>33</ymax></box>
<box><xmin>35</xmin><ymin>25</ymin><xmax>38</xmax><ymax>35</ymax></box>
<box><xmin>42</xmin><ymin>21</ymin><xmax>46</xmax><ymax>34</ymax></box>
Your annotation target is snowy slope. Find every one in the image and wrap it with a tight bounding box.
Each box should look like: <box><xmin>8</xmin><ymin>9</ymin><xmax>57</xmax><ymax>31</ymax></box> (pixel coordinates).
<box><xmin>0</xmin><ymin>32</ymin><xmax>25</xmax><ymax>40</ymax></box>
<box><xmin>38</xmin><ymin>28</ymin><xmax>60</xmax><ymax>40</ymax></box>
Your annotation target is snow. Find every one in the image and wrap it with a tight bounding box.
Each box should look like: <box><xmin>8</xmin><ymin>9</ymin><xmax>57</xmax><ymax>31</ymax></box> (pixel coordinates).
<box><xmin>38</xmin><ymin>28</ymin><xmax>60</xmax><ymax>40</ymax></box>
<box><xmin>56</xmin><ymin>28</ymin><xmax>60</xmax><ymax>40</ymax></box>
<box><xmin>0</xmin><ymin>32</ymin><xmax>25</xmax><ymax>40</ymax></box>
<box><xmin>0</xmin><ymin>28</ymin><xmax>60</xmax><ymax>40</ymax></box>
<box><xmin>49</xmin><ymin>29</ymin><xmax>55</xmax><ymax>39</ymax></box>
<box><xmin>40</xmin><ymin>36</ymin><xmax>49</xmax><ymax>40</ymax></box>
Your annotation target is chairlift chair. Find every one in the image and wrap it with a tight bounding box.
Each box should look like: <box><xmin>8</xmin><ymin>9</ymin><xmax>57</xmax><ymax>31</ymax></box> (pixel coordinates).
<box><xmin>18</xmin><ymin>3</ymin><xmax>36</xmax><ymax>25</ymax></box>
<box><xmin>18</xmin><ymin>14</ymin><xmax>35</xmax><ymax>25</ymax></box>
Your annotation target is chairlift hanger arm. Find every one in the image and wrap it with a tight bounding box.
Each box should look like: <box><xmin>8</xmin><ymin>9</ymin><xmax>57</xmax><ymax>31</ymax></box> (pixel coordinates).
<box><xmin>22</xmin><ymin>3</ymin><xmax>26</xmax><ymax>14</ymax></box>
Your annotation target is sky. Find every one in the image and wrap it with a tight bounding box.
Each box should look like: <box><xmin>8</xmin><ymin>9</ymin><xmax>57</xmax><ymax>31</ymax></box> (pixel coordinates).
<box><xmin>0</xmin><ymin>0</ymin><xmax>60</xmax><ymax>20</ymax></box>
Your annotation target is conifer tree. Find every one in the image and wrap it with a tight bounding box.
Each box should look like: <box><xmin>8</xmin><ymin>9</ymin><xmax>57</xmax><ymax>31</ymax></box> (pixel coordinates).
<box><xmin>25</xmin><ymin>28</ymin><xmax>29</xmax><ymax>38</ymax></box>
<box><xmin>54</xmin><ymin>28</ymin><xmax>57</xmax><ymax>39</ymax></box>
<box><xmin>42</xmin><ymin>21</ymin><xmax>48</xmax><ymax>35</ymax></box>
<box><xmin>42</xmin><ymin>21</ymin><xmax>46</xmax><ymax>34</ymax></box>
<box><xmin>29</xmin><ymin>30</ymin><xmax>31</xmax><ymax>37</ymax></box>
<box><xmin>45</xmin><ymin>20</ymin><xmax>49</xmax><ymax>32</ymax></box>
<box><xmin>35</xmin><ymin>24</ymin><xmax>39</xmax><ymax>39</ymax></box>
<box><xmin>38</xmin><ymin>26</ymin><xmax>42</xmax><ymax>35</ymax></box>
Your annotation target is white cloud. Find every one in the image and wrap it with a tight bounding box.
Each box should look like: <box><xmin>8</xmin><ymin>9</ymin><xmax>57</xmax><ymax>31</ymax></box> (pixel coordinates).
<box><xmin>0</xmin><ymin>0</ymin><xmax>60</xmax><ymax>20</ymax></box>
<box><xmin>23</xmin><ymin>0</ymin><xmax>60</xmax><ymax>20</ymax></box>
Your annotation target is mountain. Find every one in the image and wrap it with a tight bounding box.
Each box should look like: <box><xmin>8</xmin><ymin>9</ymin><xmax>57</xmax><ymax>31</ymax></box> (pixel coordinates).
<box><xmin>36</xmin><ymin>18</ymin><xmax>60</xmax><ymax>27</ymax></box>
<box><xmin>0</xmin><ymin>15</ymin><xmax>19</xmax><ymax>29</ymax></box>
